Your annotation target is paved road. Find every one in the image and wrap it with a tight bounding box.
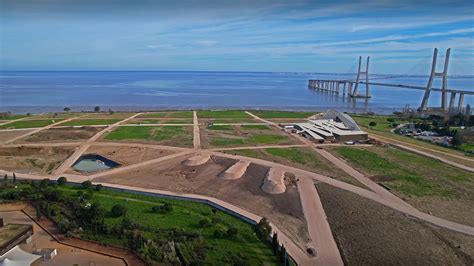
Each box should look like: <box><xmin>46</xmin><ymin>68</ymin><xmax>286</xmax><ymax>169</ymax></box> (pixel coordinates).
<box><xmin>193</xmin><ymin>111</ymin><xmax>201</xmax><ymax>149</ymax></box>
<box><xmin>297</xmin><ymin>177</ymin><xmax>343</xmax><ymax>265</ymax></box>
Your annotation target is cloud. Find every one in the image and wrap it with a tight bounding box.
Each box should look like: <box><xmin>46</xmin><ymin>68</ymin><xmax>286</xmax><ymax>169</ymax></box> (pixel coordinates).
<box><xmin>195</xmin><ymin>40</ymin><xmax>218</xmax><ymax>47</ymax></box>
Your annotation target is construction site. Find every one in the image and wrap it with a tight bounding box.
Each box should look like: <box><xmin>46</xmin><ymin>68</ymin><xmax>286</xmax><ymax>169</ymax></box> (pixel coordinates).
<box><xmin>0</xmin><ymin>109</ymin><xmax>472</xmax><ymax>265</ymax></box>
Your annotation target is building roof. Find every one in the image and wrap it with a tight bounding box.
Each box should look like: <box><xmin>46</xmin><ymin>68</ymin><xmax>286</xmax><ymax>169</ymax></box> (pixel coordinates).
<box><xmin>0</xmin><ymin>246</ymin><xmax>41</xmax><ymax>266</ymax></box>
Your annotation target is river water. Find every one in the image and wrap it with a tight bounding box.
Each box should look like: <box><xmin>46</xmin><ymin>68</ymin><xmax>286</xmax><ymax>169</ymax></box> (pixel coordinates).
<box><xmin>0</xmin><ymin>71</ymin><xmax>472</xmax><ymax>114</ymax></box>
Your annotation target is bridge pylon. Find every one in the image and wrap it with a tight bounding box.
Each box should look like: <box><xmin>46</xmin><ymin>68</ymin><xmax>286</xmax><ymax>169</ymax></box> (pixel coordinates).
<box><xmin>420</xmin><ymin>48</ymin><xmax>450</xmax><ymax>111</ymax></box>
<box><xmin>351</xmin><ymin>56</ymin><xmax>370</xmax><ymax>98</ymax></box>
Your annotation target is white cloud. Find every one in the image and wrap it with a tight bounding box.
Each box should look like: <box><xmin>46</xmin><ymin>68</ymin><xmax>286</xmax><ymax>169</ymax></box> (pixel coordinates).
<box><xmin>195</xmin><ymin>40</ymin><xmax>218</xmax><ymax>47</ymax></box>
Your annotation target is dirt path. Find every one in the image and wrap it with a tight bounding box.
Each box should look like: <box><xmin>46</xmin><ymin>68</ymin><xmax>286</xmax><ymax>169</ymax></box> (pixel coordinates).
<box><xmin>53</xmin><ymin>113</ymin><xmax>143</xmax><ymax>175</ymax></box>
<box><xmin>297</xmin><ymin>177</ymin><xmax>343</xmax><ymax>265</ymax></box>
<box><xmin>193</xmin><ymin>111</ymin><xmax>201</xmax><ymax>149</ymax></box>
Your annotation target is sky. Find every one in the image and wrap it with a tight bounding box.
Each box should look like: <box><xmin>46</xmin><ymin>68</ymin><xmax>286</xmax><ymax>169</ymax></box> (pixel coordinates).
<box><xmin>0</xmin><ymin>0</ymin><xmax>473</xmax><ymax>74</ymax></box>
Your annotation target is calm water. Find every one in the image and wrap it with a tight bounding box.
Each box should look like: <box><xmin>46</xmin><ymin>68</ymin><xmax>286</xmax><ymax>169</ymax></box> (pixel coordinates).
<box><xmin>0</xmin><ymin>71</ymin><xmax>472</xmax><ymax>114</ymax></box>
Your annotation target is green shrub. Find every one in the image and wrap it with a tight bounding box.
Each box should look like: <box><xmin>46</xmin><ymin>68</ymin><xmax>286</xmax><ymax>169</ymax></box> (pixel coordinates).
<box><xmin>57</xmin><ymin>176</ymin><xmax>67</xmax><ymax>186</ymax></box>
<box><xmin>111</xmin><ymin>204</ymin><xmax>128</xmax><ymax>217</ymax></box>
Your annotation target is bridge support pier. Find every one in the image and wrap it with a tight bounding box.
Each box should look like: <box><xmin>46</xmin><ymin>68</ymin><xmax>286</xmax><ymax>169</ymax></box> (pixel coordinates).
<box><xmin>420</xmin><ymin>48</ymin><xmax>451</xmax><ymax>112</ymax></box>
<box><xmin>458</xmin><ymin>93</ymin><xmax>464</xmax><ymax>113</ymax></box>
<box><xmin>448</xmin><ymin>92</ymin><xmax>456</xmax><ymax>114</ymax></box>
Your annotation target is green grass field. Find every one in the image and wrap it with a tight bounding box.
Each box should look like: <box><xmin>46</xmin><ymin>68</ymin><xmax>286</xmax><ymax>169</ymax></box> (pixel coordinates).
<box><xmin>60</xmin><ymin>119</ymin><xmax>122</xmax><ymax>126</ymax></box>
<box><xmin>332</xmin><ymin>146</ymin><xmax>473</xmax><ymax>197</ymax></box>
<box><xmin>0</xmin><ymin>119</ymin><xmax>61</xmax><ymax>129</ymax></box>
<box><xmin>251</xmin><ymin>111</ymin><xmax>315</xmax><ymax>119</ymax></box>
<box><xmin>1</xmin><ymin>184</ymin><xmax>278</xmax><ymax>265</ymax></box>
<box><xmin>2</xmin><ymin>114</ymin><xmax>31</xmax><ymax>120</ymax></box>
<box><xmin>105</xmin><ymin>126</ymin><xmax>193</xmax><ymax>147</ymax></box>
<box><xmin>240</xmin><ymin>125</ymin><xmax>270</xmax><ymax>130</ymax></box>
<box><xmin>126</xmin><ymin>119</ymin><xmax>193</xmax><ymax>124</ymax></box>
<box><xmin>197</xmin><ymin>110</ymin><xmax>250</xmax><ymax>119</ymax></box>
<box><xmin>139</xmin><ymin>111</ymin><xmax>193</xmax><ymax>118</ymax></box>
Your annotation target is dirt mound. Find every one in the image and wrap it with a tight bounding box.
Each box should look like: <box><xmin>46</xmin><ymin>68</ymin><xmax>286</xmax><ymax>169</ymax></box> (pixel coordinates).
<box><xmin>261</xmin><ymin>167</ymin><xmax>286</xmax><ymax>194</ymax></box>
<box><xmin>183</xmin><ymin>154</ymin><xmax>211</xmax><ymax>166</ymax></box>
<box><xmin>219</xmin><ymin>160</ymin><xmax>250</xmax><ymax>180</ymax></box>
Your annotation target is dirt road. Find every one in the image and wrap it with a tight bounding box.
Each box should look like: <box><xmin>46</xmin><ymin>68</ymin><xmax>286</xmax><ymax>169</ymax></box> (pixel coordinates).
<box><xmin>193</xmin><ymin>111</ymin><xmax>201</xmax><ymax>149</ymax></box>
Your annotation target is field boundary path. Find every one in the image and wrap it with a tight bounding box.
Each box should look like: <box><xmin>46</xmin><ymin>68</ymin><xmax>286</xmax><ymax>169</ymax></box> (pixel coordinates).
<box><xmin>193</xmin><ymin>111</ymin><xmax>201</xmax><ymax>149</ymax></box>
<box><xmin>0</xmin><ymin>116</ymin><xmax>31</xmax><ymax>126</ymax></box>
<box><xmin>1</xmin><ymin>114</ymin><xmax>89</xmax><ymax>145</ymax></box>
<box><xmin>53</xmin><ymin>113</ymin><xmax>143</xmax><ymax>175</ymax></box>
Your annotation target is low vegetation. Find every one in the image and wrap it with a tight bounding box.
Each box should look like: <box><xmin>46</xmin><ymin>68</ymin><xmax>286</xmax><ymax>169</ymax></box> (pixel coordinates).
<box><xmin>332</xmin><ymin>146</ymin><xmax>472</xmax><ymax>197</ymax></box>
<box><xmin>61</xmin><ymin>119</ymin><xmax>122</xmax><ymax>126</ymax></box>
<box><xmin>197</xmin><ymin>110</ymin><xmax>250</xmax><ymax>118</ymax></box>
<box><xmin>105</xmin><ymin>126</ymin><xmax>193</xmax><ymax>147</ymax></box>
<box><xmin>0</xmin><ymin>181</ymin><xmax>279</xmax><ymax>265</ymax></box>
<box><xmin>251</xmin><ymin>111</ymin><xmax>315</xmax><ymax>119</ymax></box>
<box><xmin>0</xmin><ymin>119</ymin><xmax>60</xmax><ymax>129</ymax></box>
<box><xmin>139</xmin><ymin>111</ymin><xmax>193</xmax><ymax>118</ymax></box>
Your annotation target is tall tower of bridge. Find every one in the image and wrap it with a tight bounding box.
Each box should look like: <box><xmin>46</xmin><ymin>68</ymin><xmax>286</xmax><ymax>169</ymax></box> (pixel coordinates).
<box><xmin>352</xmin><ymin>56</ymin><xmax>370</xmax><ymax>98</ymax></box>
<box><xmin>420</xmin><ymin>48</ymin><xmax>450</xmax><ymax>111</ymax></box>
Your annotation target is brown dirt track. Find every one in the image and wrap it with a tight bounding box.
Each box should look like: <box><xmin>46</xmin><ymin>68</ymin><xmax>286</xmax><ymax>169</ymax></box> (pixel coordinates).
<box><xmin>84</xmin><ymin>145</ymin><xmax>175</xmax><ymax>166</ymax></box>
<box><xmin>315</xmin><ymin>182</ymin><xmax>474</xmax><ymax>265</ymax></box>
<box><xmin>18</xmin><ymin>126</ymin><xmax>104</xmax><ymax>143</ymax></box>
<box><xmin>93</xmin><ymin>155</ymin><xmax>310</xmax><ymax>250</ymax></box>
<box><xmin>0</xmin><ymin>146</ymin><xmax>75</xmax><ymax>174</ymax></box>
<box><xmin>0</xmin><ymin>129</ymin><xmax>35</xmax><ymax>143</ymax></box>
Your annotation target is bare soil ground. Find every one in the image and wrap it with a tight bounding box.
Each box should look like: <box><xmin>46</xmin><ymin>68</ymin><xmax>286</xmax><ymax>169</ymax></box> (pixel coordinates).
<box><xmin>17</xmin><ymin>126</ymin><xmax>104</xmax><ymax>143</ymax></box>
<box><xmin>125</xmin><ymin>118</ymin><xmax>193</xmax><ymax>124</ymax></box>
<box><xmin>0</xmin><ymin>146</ymin><xmax>76</xmax><ymax>174</ymax></box>
<box><xmin>315</xmin><ymin>182</ymin><xmax>473</xmax><ymax>265</ymax></box>
<box><xmin>0</xmin><ymin>129</ymin><xmax>35</xmax><ymax>143</ymax></box>
<box><xmin>84</xmin><ymin>145</ymin><xmax>175</xmax><ymax>166</ymax></box>
<box><xmin>0</xmin><ymin>206</ymin><xmax>125</xmax><ymax>266</ymax></box>
<box><xmin>93</xmin><ymin>155</ymin><xmax>310</xmax><ymax>250</ymax></box>
<box><xmin>224</xmin><ymin>148</ymin><xmax>363</xmax><ymax>188</ymax></box>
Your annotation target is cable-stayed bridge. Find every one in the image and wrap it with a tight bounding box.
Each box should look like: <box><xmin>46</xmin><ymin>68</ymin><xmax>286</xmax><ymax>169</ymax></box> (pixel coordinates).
<box><xmin>308</xmin><ymin>48</ymin><xmax>473</xmax><ymax>115</ymax></box>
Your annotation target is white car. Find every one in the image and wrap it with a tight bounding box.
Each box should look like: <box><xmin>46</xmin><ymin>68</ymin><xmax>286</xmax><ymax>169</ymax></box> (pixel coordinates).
<box><xmin>344</xmin><ymin>141</ymin><xmax>355</xmax><ymax>145</ymax></box>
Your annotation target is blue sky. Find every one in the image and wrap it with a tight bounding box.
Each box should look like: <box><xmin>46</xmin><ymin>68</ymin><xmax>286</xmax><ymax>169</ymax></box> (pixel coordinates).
<box><xmin>0</xmin><ymin>0</ymin><xmax>473</xmax><ymax>74</ymax></box>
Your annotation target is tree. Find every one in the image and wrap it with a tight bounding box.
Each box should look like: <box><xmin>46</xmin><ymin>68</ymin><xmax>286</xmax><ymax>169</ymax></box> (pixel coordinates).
<box><xmin>108</xmin><ymin>108</ymin><xmax>114</xmax><ymax>114</ymax></box>
<box><xmin>58</xmin><ymin>219</ymin><xmax>70</xmax><ymax>234</ymax></box>
<box><xmin>12</xmin><ymin>173</ymin><xmax>16</xmax><ymax>184</ymax></box>
<box><xmin>94</xmin><ymin>106</ymin><xmax>101</xmax><ymax>112</ymax></box>
<box><xmin>272</xmin><ymin>232</ymin><xmax>279</xmax><ymax>255</ymax></box>
<box><xmin>369</xmin><ymin>121</ymin><xmax>377</xmax><ymax>128</ymax></box>
<box><xmin>57</xmin><ymin>176</ymin><xmax>67</xmax><ymax>186</ymax></box>
<box><xmin>95</xmin><ymin>184</ymin><xmax>103</xmax><ymax>191</ymax></box>
<box><xmin>81</xmin><ymin>180</ymin><xmax>92</xmax><ymax>189</ymax></box>
<box><xmin>3</xmin><ymin>174</ymin><xmax>7</xmax><ymax>187</ymax></box>
<box><xmin>255</xmin><ymin>217</ymin><xmax>272</xmax><ymax>240</ymax></box>
<box><xmin>279</xmin><ymin>244</ymin><xmax>286</xmax><ymax>262</ymax></box>
<box><xmin>111</xmin><ymin>204</ymin><xmax>128</xmax><ymax>217</ymax></box>
<box><xmin>63</xmin><ymin>107</ymin><xmax>71</xmax><ymax>112</ymax></box>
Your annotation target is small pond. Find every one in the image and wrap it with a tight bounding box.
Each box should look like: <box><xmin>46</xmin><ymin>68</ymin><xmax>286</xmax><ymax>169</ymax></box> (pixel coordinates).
<box><xmin>72</xmin><ymin>154</ymin><xmax>120</xmax><ymax>173</ymax></box>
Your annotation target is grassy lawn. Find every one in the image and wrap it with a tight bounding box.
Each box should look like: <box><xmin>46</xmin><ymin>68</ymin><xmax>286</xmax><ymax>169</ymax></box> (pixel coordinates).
<box><xmin>139</xmin><ymin>111</ymin><xmax>193</xmax><ymax>118</ymax></box>
<box><xmin>251</xmin><ymin>111</ymin><xmax>315</xmax><ymax>119</ymax></box>
<box><xmin>197</xmin><ymin>110</ymin><xmax>250</xmax><ymax>119</ymax></box>
<box><xmin>211</xmin><ymin>134</ymin><xmax>289</xmax><ymax>147</ymax></box>
<box><xmin>105</xmin><ymin>126</ymin><xmax>193</xmax><ymax>147</ymax></box>
<box><xmin>0</xmin><ymin>119</ymin><xmax>61</xmax><ymax>129</ymax></box>
<box><xmin>332</xmin><ymin>146</ymin><xmax>473</xmax><ymax>197</ymax></box>
<box><xmin>351</xmin><ymin>114</ymin><xmax>402</xmax><ymax>132</ymax></box>
<box><xmin>60</xmin><ymin>119</ymin><xmax>122</xmax><ymax>126</ymax></box>
<box><xmin>126</xmin><ymin>119</ymin><xmax>193</xmax><ymax>124</ymax></box>
<box><xmin>240</xmin><ymin>125</ymin><xmax>270</xmax><ymax>130</ymax></box>
<box><xmin>2</xmin><ymin>114</ymin><xmax>31</xmax><ymax>120</ymax></box>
